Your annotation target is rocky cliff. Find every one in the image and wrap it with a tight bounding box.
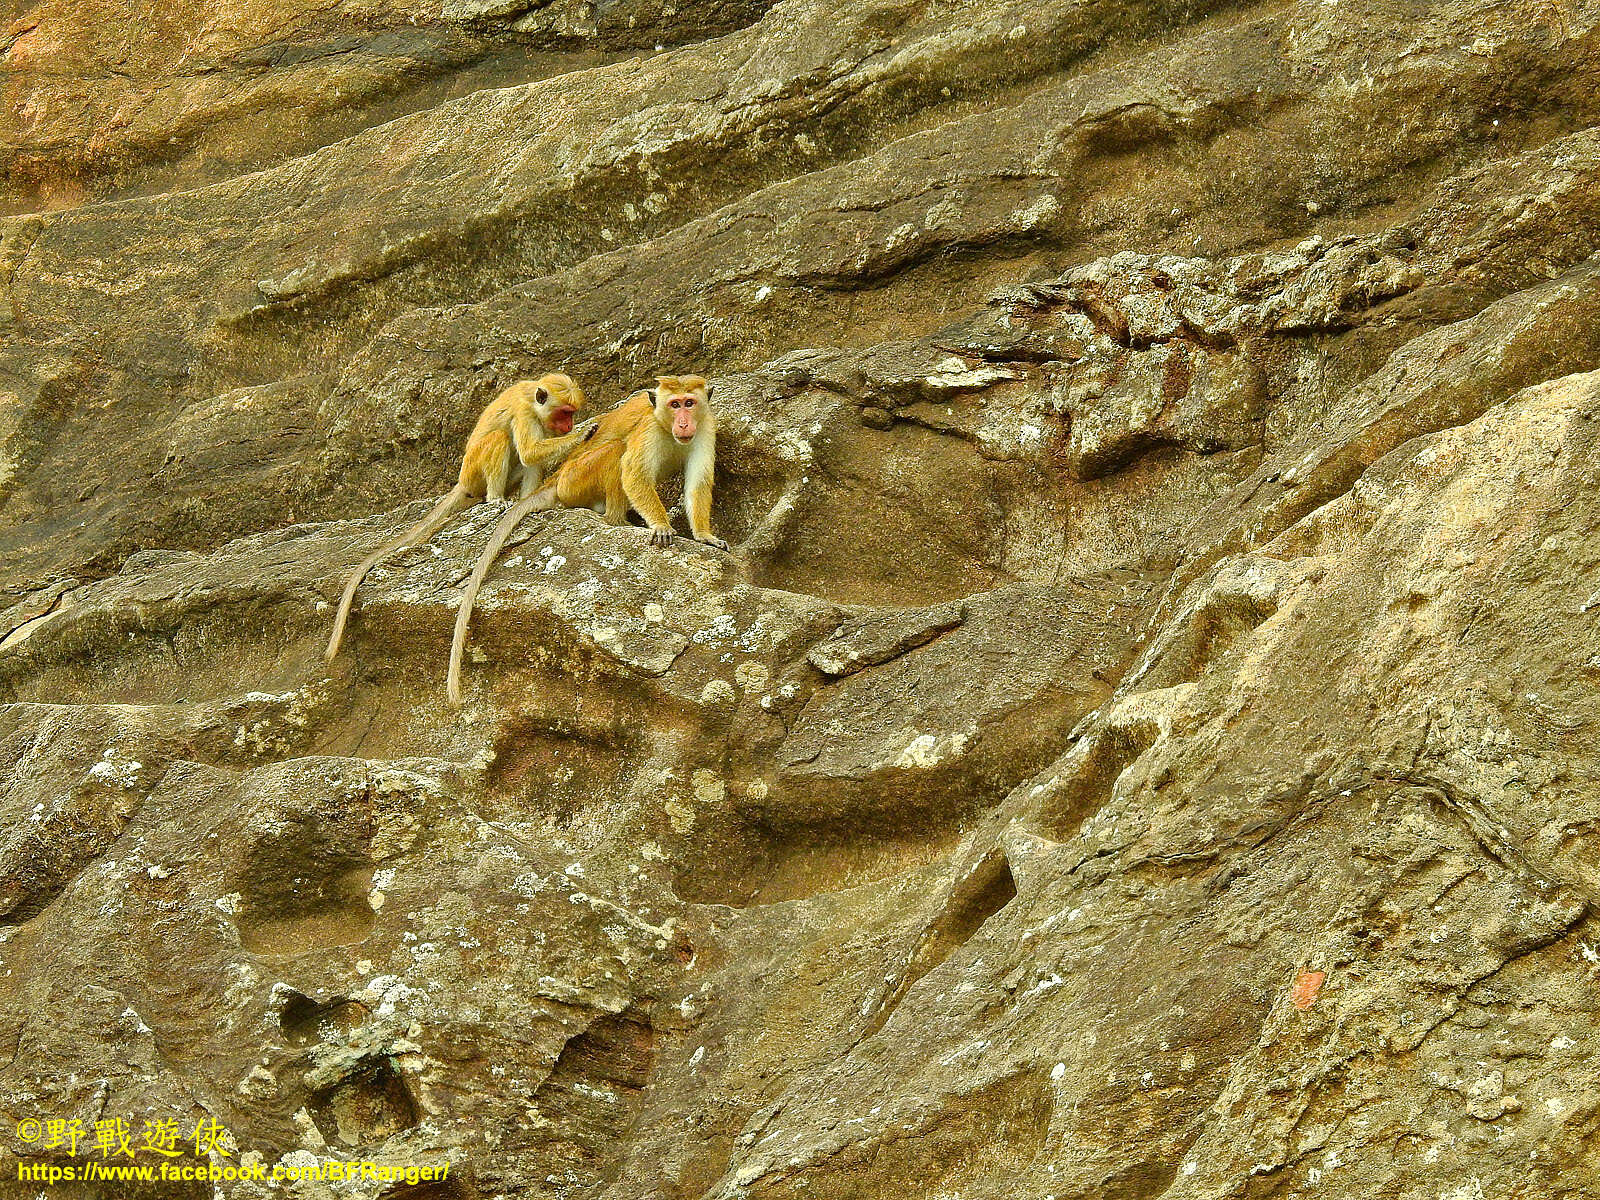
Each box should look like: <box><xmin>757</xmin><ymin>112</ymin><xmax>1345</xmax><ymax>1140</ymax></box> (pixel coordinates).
<box><xmin>3</xmin><ymin>0</ymin><xmax>1600</xmax><ymax>1196</ymax></box>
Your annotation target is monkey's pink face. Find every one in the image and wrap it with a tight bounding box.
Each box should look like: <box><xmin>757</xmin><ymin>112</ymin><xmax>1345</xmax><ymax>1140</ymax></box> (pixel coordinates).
<box><xmin>664</xmin><ymin>393</ymin><xmax>700</xmax><ymax>443</ymax></box>
<box><xmin>535</xmin><ymin>378</ymin><xmax>583</xmax><ymax>434</ymax></box>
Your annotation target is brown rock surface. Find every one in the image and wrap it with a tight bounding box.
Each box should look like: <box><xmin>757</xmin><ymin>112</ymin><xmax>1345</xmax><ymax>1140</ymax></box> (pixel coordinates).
<box><xmin>3</xmin><ymin>0</ymin><xmax>1600</xmax><ymax>1197</ymax></box>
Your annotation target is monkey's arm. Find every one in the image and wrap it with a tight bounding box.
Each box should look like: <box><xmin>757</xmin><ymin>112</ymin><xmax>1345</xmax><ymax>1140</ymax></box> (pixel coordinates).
<box><xmin>514</xmin><ymin>418</ymin><xmax>598</xmax><ymax>470</ymax></box>
<box><xmin>683</xmin><ymin>434</ymin><xmax>728</xmax><ymax>550</ymax></box>
<box><xmin>620</xmin><ymin>446</ymin><xmax>674</xmax><ymax>545</ymax></box>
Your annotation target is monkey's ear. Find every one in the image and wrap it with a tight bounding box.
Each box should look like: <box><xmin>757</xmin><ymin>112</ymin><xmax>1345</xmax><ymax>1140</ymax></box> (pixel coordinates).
<box><xmin>535</xmin><ymin>386</ymin><xmax>549</xmax><ymax>403</ymax></box>
<box><xmin>705</xmin><ymin>383</ymin><xmax>715</xmax><ymax>399</ymax></box>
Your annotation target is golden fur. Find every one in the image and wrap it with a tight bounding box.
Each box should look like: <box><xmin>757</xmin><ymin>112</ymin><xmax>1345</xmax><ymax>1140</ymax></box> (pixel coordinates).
<box><xmin>445</xmin><ymin>375</ymin><xmax>726</xmax><ymax>705</ymax></box>
<box><xmin>325</xmin><ymin>372</ymin><xmax>588</xmax><ymax>661</ymax></box>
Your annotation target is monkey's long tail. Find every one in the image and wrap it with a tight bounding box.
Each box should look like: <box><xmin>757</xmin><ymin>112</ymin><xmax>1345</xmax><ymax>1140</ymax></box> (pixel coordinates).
<box><xmin>447</xmin><ymin>490</ymin><xmax>550</xmax><ymax>706</ymax></box>
<box><xmin>325</xmin><ymin>487</ymin><xmax>473</xmax><ymax>662</ymax></box>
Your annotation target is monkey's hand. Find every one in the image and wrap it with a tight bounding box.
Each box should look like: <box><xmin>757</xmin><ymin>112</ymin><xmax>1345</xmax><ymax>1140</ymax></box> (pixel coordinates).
<box><xmin>648</xmin><ymin>526</ymin><xmax>675</xmax><ymax>547</ymax></box>
<box><xmin>696</xmin><ymin>534</ymin><xmax>730</xmax><ymax>552</ymax></box>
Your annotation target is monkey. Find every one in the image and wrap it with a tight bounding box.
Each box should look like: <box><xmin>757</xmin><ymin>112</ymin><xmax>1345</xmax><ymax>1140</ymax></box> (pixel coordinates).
<box><xmin>445</xmin><ymin>375</ymin><xmax>726</xmax><ymax>706</ymax></box>
<box><xmin>546</xmin><ymin>374</ymin><xmax>727</xmax><ymax>548</ymax></box>
<box><xmin>324</xmin><ymin>373</ymin><xmax>588</xmax><ymax>662</ymax></box>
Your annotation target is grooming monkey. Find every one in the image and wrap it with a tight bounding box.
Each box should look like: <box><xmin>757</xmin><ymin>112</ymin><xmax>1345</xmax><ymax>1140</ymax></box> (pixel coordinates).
<box><xmin>446</xmin><ymin>375</ymin><xmax>726</xmax><ymax>705</ymax></box>
<box><xmin>325</xmin><ymin>373</ymin><xmax>588</xmax><ymax>661</ymax></box>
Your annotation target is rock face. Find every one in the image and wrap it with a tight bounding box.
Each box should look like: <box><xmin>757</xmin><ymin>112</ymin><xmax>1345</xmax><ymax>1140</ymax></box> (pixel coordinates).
<box><xmin>3</xmin><ymin>0</ymin><xmax>1600</xmax><ymax>1196</ymax></box>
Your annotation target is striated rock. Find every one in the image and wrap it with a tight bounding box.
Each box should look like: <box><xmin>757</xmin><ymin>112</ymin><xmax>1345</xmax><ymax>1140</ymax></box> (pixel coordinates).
<box><xmin>3</xmin><ymin>0</ymin><xmax>1600</xmax><ymax>1197</ymax></box>
<box><xmin>806</xmin><ymin>599</ymin><xmax>967</xmax><ymax>677</ymax></box>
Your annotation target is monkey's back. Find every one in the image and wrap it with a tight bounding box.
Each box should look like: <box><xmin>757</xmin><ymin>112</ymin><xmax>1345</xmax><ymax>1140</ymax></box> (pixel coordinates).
<box><xmin>551</xmin><ymin>390</ymin><xmax>653</xmax><ymax>507</ymax></box>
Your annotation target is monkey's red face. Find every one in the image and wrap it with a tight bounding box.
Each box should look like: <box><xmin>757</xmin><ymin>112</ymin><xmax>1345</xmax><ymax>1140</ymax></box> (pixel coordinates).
<box><xmin>653</xmin><ymin>375</ymin><xmax>710</xmax><ymax>444</ymax></box>
<box><xmin>534</xmin><ymin>377</ymin><xmax>584</xmax><ymax>435</ymax></box>
<box><xmin>664</xmin><ymin>394</ymin><xmax>699</xmax><ymax>443</ymax></box>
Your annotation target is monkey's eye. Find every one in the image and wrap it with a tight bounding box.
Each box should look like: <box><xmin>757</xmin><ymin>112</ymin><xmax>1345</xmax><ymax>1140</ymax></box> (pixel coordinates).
<box><xmin>669</xmin><ymin>399</ymin><xmax>681</xmax><ymax>408</ymax></box>
<box><xmin>681</xmin><ymin>398</ymin><xmax>695</xmax><ymax>407</ymax></box>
